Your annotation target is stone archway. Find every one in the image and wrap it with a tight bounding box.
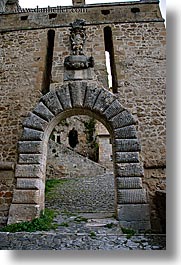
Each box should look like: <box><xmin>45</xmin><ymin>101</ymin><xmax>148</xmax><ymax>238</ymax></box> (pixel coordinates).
<box><xmin>8</xmin><ymin>81</ymin><xmax>150</xmax><ymax>231</ymax></box>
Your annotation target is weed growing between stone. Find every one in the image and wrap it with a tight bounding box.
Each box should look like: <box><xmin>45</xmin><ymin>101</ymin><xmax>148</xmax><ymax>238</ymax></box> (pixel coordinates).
<box><xmin>0</xmin><ymin>209</ymin><xmax>57</xmax><ymax>233</ymax></box>
<box><xmin>121</xmin><ymin>227</ymin><xmax>136</xmax><ymax>239</ymax></box>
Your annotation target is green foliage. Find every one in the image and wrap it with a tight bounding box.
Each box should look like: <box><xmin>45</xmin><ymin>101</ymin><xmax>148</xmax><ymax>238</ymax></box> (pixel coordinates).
<box><xmin>105</xmin><ymin>222</ymin><xmax>114</xmax><ymax>228</ymax></box>
<box><xmin>45</xmin><ymin>179</ymin><xmax>67</xmax><ymax>194</ymax></box>
<box><xmin>89</xmin><ymin>231</ymin><xmax>97</xmax><ymax>238</ymax></box>
<box><xmin>121</xmin><ymin>226</ymin><xmax>136</xmax><ymax>239</ymax></box>
<box><xmin>0</xmin><ymin>209</ymin><xmax>57</xmax><ymax>233</ymax></box>
<box><xmin>74</xmin><ymin>216</ymin><xmax>88</xmax><ymax>223</ymax></box>
<box><xmin>84</xmin><ymin>118</ymin><xmax>96</xmax><ymax>143</ymax></box>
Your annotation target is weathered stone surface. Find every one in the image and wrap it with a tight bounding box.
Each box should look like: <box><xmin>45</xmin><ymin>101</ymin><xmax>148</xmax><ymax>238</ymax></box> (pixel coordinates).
<box><xmin>18</xmin><ymin>141</ymin><xmax>43</xmax><ymax>154</ymax></box>
<box><xmin>16</xmin><ymin>178</ymin><xmax>44</xmax><ymax>190</ymax></box>
<box><xmin>33</xmin><ymin>102</ymin><xmax>54</xmax><ymax>122</ymax></box>
<box><xmin>84</xmin><ymin>85</ymin><xmax>101</xmax><ymax>109</ymax></box>
<box><xmin>110</xmin><ymin>110</ymin><xmax>136</xmax><ymax>129</ymax></box>
<box><xmin>22</xmin><ymin>113</ymin><xmax>48</xmax><ymax>131</ymax></box>
<box><xmin>41</xmin><ymin>91</ymin><xmax>63</xmax><ymax>115</ymax></box>
<box><xmin>116</xmin><ymin>163</ymin><xmax>144</xmax><ymax>177</ymax></box>
<box><xmin>21</xmin><ymin>128</ymin><xmax>44</xmax><ymax>141</ymax></box>
<box><xmin>69</xmin><ymin>81</ymin><xmax>87</xmax><ymax>108</ymax></box>
<box><xmin>15</xmin><ymin>164</ymin><xmax>44</xmax><ymax>178</ymax></box>
<box><xmin>0</xmin><ymin>0</ymin><xmax>165</xmax><ymax>230</ymax></box>
<box><xmin>18</xmin><ymin>154</ymin><xmax>43</xmax><ymax>164</ymax></box>
<box><xmin>114</xmin><ymin>126</ymin><xmax>137</xmax><ymax>139</ymax></box>
<box><xmin>117</xmin><ymin>177</ymin><xmax>143</xmax><ymax>189</ymax></box>
<box><xmin>64</xmin><ymin>68</ymin><xmax>93</xmax><ymax>81</ymax></box>
<box><xmin>103</xmin><ymin>99</ymin><xmax>124</xmax><ymax>120</ymax></box>
<box><xmin>7</xmin><ymin>204</ymin><xmax>41</xmax><ymax>224</ymax></box>
<box><xmin>115</xmin><ymin>152</ymin><xmax>139</xmax><ymax>163</ymax></box>
<box><xmin>117</xmin><ymin>204</ymin><xmax>150</xmax><ymax>222</ymax></box>
<box><xmin>56</xmin><ymin>84</ymin><xmax>72</xmax><ymax>110</ymax></box>
<box><xmin>117</xmin><ymin>189</ymin><xmax>147</xmax><ymax>204</ymax></box>
<box><xmin>0</xmin><ymin>162</ymin><xmax>15</xmax><ymax>171</ymax></box>
<box><xmin>93</xmin><ymin>89</ymin><xmax>116</xmax><ymax>113</ymax></box>
<box><xmin>113</xmin><ymin>139</ymin><xmax>141</xmax><ymax>152</ymax></box>
<box><xmin>12</xmin><ymin>189</ymin><xmax>40</xmax><ymax>204</ymax></box>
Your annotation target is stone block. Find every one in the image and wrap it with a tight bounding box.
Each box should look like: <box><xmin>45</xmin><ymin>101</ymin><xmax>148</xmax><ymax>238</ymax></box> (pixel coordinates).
<box><xmin>114</xmin><ymin>125</ymin><xmax>137</xmax><ymax>139</ymax></box>
<box><xmin>114</xmin><ymin>139</ymin><xmax>141</xmax><ymax>152</ymax></box>
<box><xmin>16</xmin><ymin>178</ymin><xmax>44</xmax><ymax>190</ymax></box>
<box><xmin>8</xmin><ymin>204</ymin><xmax>41</xmax><ymax>224</ymax></box>
<box><xmin>41</xmin><ymin>90</ymin><xmax>63</xmax><ymax>115</ymax></box>
<box><xmin>0</xmin><ymin>170</ymin><xmax>14</xmax><ymax>183</ymax></box>
<box><xmin>117</xmin><ymin>204</ymin><xmax>151</xmax><ymax>230</ymax></box>
<box><xmin>64</xmin><ymin>68</ymin><xmax>93</xmax><ymax>81</ymax></box>
<box><xmin>119</xmin><ymin>220</ymin><xmax>151</xmax><ymax>232</ymax></box>
<box><xmin>21</xmin><ymin>127</ymin><xmax>44</xmax><ymax>141</ymax></box>
<box><xmin>56</xmin><ymin>84</ymin><xmax>72</xmax><ymax>110</ymax></box>
<box><xmin>117</xmin><ymin>189</ymin><xmax>147</xmax><ymax>204</ymax></box>
<box><xmin>69</xmin><ymin>81</ymin><xmax>87</xmax><ymax>108</ymax></box>
<box><xmin>15</xmin><ymin>164</ymin><xmax>44</xmax><ymax>178</ymax></box>
<box><xmin>12</xmin><ymin>189</ymin><xmax>40</xmax><ymax>204</ymax></box>
<box><xmin>117</xmin><ymin>177</ymin><xmax>143</xmax><ymax>189</ymax></box>
<box><xmin>0</xmin><ymin>162</ymin><xmax>15</xmax><ymax>171</ymax></box>
<box><xmin>110</xmin><ymin>110</ymin><xmax>135</xmax><ymax>129</ymax></box>
<box><xmin>18</xmin><ymin>154</ymin><xmax>43</xmax><ymax>164</ymax></box>
<box><xmin>18</xmin><ymin>141</ymin><xmax>43</xmax><ymax>154</ymax></box>
<box><xmin>84</xmin><ymin>85</ymin><xmax>101</xmax><ymax>109</ymax></box>
<box><xmin>23</xmin><ymin>112</ymin><xmax>48</xmax><ymax>131</ymax></box>
<box><xmin>116</xmin><ymin>163</ymin><xmax>144</xmax><ymax>177</ymax></box>
<box><xmin>33</xmin><ymin>101</ymin><xmax>54</xmax><ymax>122</ymax></box>
<box><xmin>93</xmin><ymin>89</ymin><xmax>116</xmax><ymax>113</ymax></box>
<box><xmin>103</xmin><ymin>99</ymin><xmax>124</xmax><ymax>120</ymax></box>
<box><xmin>115</xmin><ymin>152</ymin><xmax>139</xmax><ymax>163</ymax></box>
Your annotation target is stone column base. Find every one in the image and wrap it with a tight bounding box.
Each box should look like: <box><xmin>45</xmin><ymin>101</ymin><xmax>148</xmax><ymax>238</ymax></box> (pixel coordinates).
<box><xmin>118</xmin><ymin>204</ymin><xmax>151</xmax><ymax>232</ymax></box>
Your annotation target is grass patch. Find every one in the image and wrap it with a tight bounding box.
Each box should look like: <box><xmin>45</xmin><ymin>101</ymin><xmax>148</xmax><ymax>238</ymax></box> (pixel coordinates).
<box><xmin>0</xmin><ymin>209</ymin><xmax>57</xmax><ymax>233</ymax></box>
<box><xmin>121</xmin><ymin>227</ymin><xmax>136</xmax><ymax>239</ymax></box>
<box><xmin>74</xmin><ymin>216</ymin><xmax>88</xmax><ymax>223</ymax></box>
<box><xmin>45</xmin><ymin>179</ymin><xmax>68</xmax><ymax>194</ymax></box>
<box><xmin>89</xmin><ymin>231</ymin><xmax>97</xmax><ymax>239</ymax></box>
<box><xmin>105</xmin><ymin>222</ymin><xmax>114</xmax><ymax>229</ymax></box>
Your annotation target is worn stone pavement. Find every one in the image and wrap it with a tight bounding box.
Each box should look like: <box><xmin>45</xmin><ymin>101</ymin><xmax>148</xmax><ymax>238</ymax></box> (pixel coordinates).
<box><xmin>0</xmin><ymin>173</ymin><xmax>166</xmax><ymax>250</ymax></box>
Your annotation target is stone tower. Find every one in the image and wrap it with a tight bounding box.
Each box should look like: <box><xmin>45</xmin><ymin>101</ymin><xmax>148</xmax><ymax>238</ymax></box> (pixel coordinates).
<box><xmin>0</xmin><ymin>0</ymin><xmax>166</xmax><ymax>232</ymax></box>
<box><xmin>0</xmin><ymin>0</ymin><xmax>19</xmax><ymax>12</ymax></box>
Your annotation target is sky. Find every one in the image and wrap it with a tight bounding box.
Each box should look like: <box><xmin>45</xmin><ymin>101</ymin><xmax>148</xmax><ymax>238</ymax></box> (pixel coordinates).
<box><xmin>19</xmin><ymin>0</ymin><xmax>166</xmax><ymax>21</ymax></box>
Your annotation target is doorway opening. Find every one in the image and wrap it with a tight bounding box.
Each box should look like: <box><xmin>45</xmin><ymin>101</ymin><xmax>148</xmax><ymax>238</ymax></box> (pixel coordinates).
<box><xmin>45</xmin><ymin>114</ymin><xmax>115</xmax><ymax>218</ymax></box>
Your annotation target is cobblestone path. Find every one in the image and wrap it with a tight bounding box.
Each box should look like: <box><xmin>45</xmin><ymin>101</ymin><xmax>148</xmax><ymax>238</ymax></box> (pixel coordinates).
<box><xmin>0</xmin><ymin>174</ymin><xmax>166</xmax><ymax>250</ymax></box>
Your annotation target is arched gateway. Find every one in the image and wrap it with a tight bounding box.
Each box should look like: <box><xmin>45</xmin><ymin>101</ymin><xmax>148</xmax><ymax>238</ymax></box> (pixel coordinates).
<box><xmin>8</xmin><ymin>81</ymin><xmax>150</xmax><ymax>231</ymax></box>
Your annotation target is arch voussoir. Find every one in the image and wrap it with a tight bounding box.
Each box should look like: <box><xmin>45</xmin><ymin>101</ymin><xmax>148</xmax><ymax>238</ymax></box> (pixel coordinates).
<box><xmin>33</xmin><ymin>102</ymin><xmax>54</xmax><ymax>122</ymax></box>
<box><xmin>41</xmin><ymin>90</ymin><xmax>63</xmax><ymax>115</ymax></box>
<box><xmin>56</xmin><ymin>84</ymin><xmax>72</xmax><ymax>110</ymax></box>
<box><xmin>110</xmin><ymin>110</ymin><xmax>136</xmax><ymax>129</ymax></box>
<box><xmin>68</xmin><ymin>82</ymin><xmax>87</xmax><ymax>108</ymax></box>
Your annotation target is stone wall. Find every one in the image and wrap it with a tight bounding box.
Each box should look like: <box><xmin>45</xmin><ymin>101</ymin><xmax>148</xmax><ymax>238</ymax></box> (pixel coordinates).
<box><xmin>0</xmin><ymin>162</ymin><xmax>15</xmax><ymax>227</ymax></box>
<box><xmin>0</xmin><ymin>1</ymin><xmax>166</xmax><ymax>230</ymax></box>
<box><xmin>46</xmin><ymin>140</ymin><xmax>106</xmax><ymax>179</ymax></box>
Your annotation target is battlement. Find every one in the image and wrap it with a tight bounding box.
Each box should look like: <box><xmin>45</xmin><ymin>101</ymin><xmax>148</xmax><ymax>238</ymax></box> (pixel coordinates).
<box><xmin>0</xmin><ymin>0</ymin><xmax>163</xmax><ymax>33</ymax></box>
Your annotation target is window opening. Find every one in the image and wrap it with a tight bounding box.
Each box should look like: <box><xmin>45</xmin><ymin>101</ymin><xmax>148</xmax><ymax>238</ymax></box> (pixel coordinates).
<box><xmin>41</xmin><ymin>30</ymin><xmax>55</xmax><ymax>95</ymax></box>
<box><xmin>49</xmin><ymin>13</ymin><xmax>57</xmax><ymax>19</ymax></box>
<box><xmin>68</xmin><ymin>128</ymin><xmax>79</xmax><ymax>149</ymax></box>
<box><xmin>104</xmin><ymin>26</ymin><xmax>118</xmax><ymax>93</ymax></box>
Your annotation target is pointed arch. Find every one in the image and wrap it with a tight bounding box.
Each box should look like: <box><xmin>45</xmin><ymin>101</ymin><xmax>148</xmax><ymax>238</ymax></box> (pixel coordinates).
<box><xmin>8</xmin><ymin>82</ymin><xmax>150</xmax><ymax>231</ymax></box>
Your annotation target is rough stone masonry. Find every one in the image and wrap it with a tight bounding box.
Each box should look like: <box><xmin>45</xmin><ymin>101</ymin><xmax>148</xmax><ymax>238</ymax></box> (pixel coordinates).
<box><xmin>0</xmin><ymin>0</ymin><xmax>166</xmax><ymax>232</ymax></box>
